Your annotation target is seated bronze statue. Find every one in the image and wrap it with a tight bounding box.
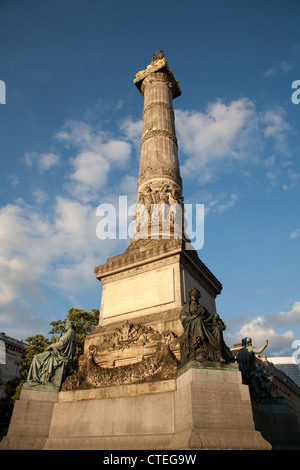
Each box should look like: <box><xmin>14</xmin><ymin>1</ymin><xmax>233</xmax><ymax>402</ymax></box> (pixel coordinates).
<box><xmin>25</xmin><ymin>320</ymin><xmax>76</xmax><ymax>392</ymax></box>
<box><xmin>179</xmin><ymin>287</ymin><xmax>233</xmax><ymax>366</ymax></box>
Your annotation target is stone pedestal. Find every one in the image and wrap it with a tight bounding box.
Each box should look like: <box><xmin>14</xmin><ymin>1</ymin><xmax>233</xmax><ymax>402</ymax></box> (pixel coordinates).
<box><xmin>92</xmin><ymin>239</ymin><xmax>221</xmax><ymax>335</ymax></box>
<box><xmin>0</xmin><ymin>389</ymin><xmax>58</xmax><ymax>450</ymax></box>
<box><xmin>0</xmin><ymin>366</ymin><xmax>270</xmax><ymax>450</ymax></box>
<box><xmin>86</xmin><ymin>239</ymin><xmax>223</xmax><ymax>373</ymax></box>
<box><xmin>172</xmin><ymin>365</ymin><xmax>271</xmax><ymax>449</ymax></box>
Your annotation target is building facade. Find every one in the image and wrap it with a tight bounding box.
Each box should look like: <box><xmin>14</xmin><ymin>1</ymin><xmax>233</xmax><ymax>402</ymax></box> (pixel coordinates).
<box><xmin>267</xmin><ymin>356</ymin><xmax>300</xmax><ymax>387</ymax></box>
<box><xmin>0</xmin><ymin>332</ymin><xmax>26</xmax><ymax>398</ymax></box>
<box><xmin>259</xmin><ymin>356</ymin><xmax>300</xmax><ymax>429</ymax></box>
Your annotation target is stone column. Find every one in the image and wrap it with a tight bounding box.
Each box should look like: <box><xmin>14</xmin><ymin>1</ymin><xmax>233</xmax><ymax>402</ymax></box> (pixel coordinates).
<box><xmin>132</xmin><ymin>51</ymin><xmax>184</xmax><ymax>241</ymax></box>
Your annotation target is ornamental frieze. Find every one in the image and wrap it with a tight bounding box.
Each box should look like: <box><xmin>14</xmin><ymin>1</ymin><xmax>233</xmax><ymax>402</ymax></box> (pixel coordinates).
<box><xmin>140</xmin><ymin>129</ymin><xmax>178</xmax><ymax>148</ymax></box>
<box><xmin>62</xmin><ymin>322</ymin><xmax>179</xmax><ymax>390</ymax></box>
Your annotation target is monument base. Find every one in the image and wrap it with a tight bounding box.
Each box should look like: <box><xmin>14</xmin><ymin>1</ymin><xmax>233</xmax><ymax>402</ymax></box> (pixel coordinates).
<box><xmin>1</xmin><ymin>366</ymin><xmax>271</xmax><ymax>450</ymax></box>
<box><xmin>0</xmin><ymin>389</ymin><xmax>58</xmax><ymax>450</ymax></box>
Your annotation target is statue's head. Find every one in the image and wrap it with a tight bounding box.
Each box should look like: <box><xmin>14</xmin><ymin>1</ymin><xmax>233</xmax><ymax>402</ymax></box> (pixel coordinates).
<box><xmin>152</xmin><ymin>50</ymin><xmax>164</xmax><ymax>62</ymax></box>
<box><xmin>242</xmin><ymin>337</ymin><xmax>252</xmax><ymax>347</ymax></box>
<box><xmin>65</xmin><ymin>319</ymin><xmax>75</xmax><ymax>330</ymax></box>
<box><xmin>188</xmin><ymin>288</ymin><xmax>201</xmax><ymax>302</ymax></box>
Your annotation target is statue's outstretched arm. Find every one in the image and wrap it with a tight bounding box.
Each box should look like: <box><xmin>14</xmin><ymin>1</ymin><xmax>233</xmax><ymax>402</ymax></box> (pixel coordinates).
<box><xmin>253</xmin><ymin>339</ymin><xmax>268</xmax><ymax>355</ymax></box>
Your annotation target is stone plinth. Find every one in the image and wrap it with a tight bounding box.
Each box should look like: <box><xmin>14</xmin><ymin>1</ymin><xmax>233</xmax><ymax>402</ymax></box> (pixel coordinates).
<box><xmin>0</xmin><ymin>367</ymin><xmax>271</xmax><ymax>450</ymax></box>
<box><xmin>94</xmin><ymin>239</ymin><xmax>221</xmax><ymax>328</ymax></box>
<box><xmin>173</xmin><ymin>365</ymin><xmax>270</xmax><ymax>450</ymax></box>
<box><xmin>88</xmin><ymin>239</ymin><xmax>223</xmax><ymax>368</ymax></box>
<box><xmin>0</xmin><ymin>389</ymin><xmax>58</xmax><ymax>450</ymax></box>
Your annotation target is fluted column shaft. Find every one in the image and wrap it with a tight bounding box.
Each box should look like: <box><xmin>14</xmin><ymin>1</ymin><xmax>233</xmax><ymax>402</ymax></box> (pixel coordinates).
<box><xmin>138</xmin><ymin>71</ymin><xmax>181</xmax><ymax>193</ymax></box>
<box><xmin>132</xmin><ymin>53</ymin><xmax>183</xmax><ymax>241</ymax></box>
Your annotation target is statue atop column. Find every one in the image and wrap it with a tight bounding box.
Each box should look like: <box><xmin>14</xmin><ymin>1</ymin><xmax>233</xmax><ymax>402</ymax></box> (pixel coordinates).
<box><xmin>179</xmin><ymin>287</ymin><xmax>233</xmax><ymax>366</ymax></box>
<box><xmin>151</xmin><ymin>50</ymin><xmax>164</xmax><ymax>62</ymax></box>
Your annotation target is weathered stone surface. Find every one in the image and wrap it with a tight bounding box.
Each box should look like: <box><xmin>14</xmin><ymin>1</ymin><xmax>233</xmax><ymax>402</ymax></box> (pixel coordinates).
<box><xmin>61</xmin><ymin>322</ymin><xmax>179</xmax><ymax>390</ymax></box>
<box><xmin>2</xmin><ymin>389</ymin><xmax>58</xmax><ymax>443</ymax></box>
<box><xmin>95</xmin><ymin>239</ymin><xmax>222</xmax><ymax>327</ymax></box>
<box><xmin>100</xmin><ymin>263</ymin><xmax>176</xmax><ymax>319</ymax></box>
<box><xmin>133</xmin><ymin>52</ymin><xmax>182</xmax><ymax>242</ymax></box>
<box><xmin>0</xmin><ymin>367</ymin><xmax>271</xmax><ymax>450</ymax></box>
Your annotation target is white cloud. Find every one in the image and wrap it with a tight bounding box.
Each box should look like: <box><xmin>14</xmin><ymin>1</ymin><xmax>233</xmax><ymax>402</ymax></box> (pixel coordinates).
<box><xmin>290</xmin><ymin>228</ymin><xmax>300</xmax><ymax>240</ymax></box>
<box><xmin>202</xmin><ymin>191</ymin><xmax>238</xmax><ymax>215</ymax></box>
<box><xmin>39</xmin><ymin>152</ymin><xmax>60</xmax><ymax>171</ymax></box>
<box><xmin>101</xmin><ymin>139</ymin><xmax>131</xmax><ymax>164</ymax></box>
<box><xmin>56</xmin><ymin>120</ymin><xmax>95</xmax><ymax>149</ymax></box>
<box><xmin>8</xmin><ymin>174</ymin><xmax>19</xmax><ymax>187</ymax></box>
<box><xmin>24</xmin><ymin>152</ymin><xmax>60</xmax><ymax>172</ymax></box>
<box><xmin>263</xmin><ymin>60</ymin><xmax>294</xmax><ymax>77</ymax></box>
<box><xmin>225</xmin><ymin>302</ymin><xmax>300</xmax><ymax>355</ymax></box>
<box><xmin>0</xmin><ymin>201</ymin><xmax>53</xmax><ymax>335</ymax></box>
<box><xmin>56</xmin><ymin>119</ymin><xmax>131</xmax><ymax>160</ymax></box>
<box><xmin>118</xmin><ymin>174</ymin><xmax>137</xmax><ymax>201</ymax></box>
<box><xmin>263</xmin><ymin>155</ymin><xmax>299</xmax><ymax>193</ymax></box>
<box><xmin>262</xmin><ymin>107</ymin><xmax>291</xmax><ymax>153</ymax></box>
<box><xmin>53</xmin><ymin>197</ymin><xmax>101</xmax><ymax>254</ymax></box>
<box><xmin>257</xmin><ymin>287</ymin><xmax>271</xmax><ymax>294</ymax></box>
<box><xmin>216</xmin><ymin>193</ymin><xmax>238</xmax><ymax>213</ymax></box>
<box><xmin>237</xmin><ymin>316</ymin><xmax>293</xmax><ymax>352</ymax></box>
<box><xmin>264</xmin><ymin>155</ymin><xmax>276</xmax><ymax>168</ymax></box>
<box><xmin>70</xmin><ymin>151</ymin><xmax>110</xmax><ymax>189</ymax></box>
<box><xmin>176</xmin><ymin>98</ymin><xmax>259</xmax><ymax>182</ymax></box>
<box><xmin>0</xmin><ymin>195</ymin><xmax>118</xmax><ymax>337</ymax></box>
<box><xmin>274</xmin><ymin>302</ymin><xmax>300</xmax><ymax>328</ymax></box>
<box><xmin>282</xmin><ymin>168</ymin><xmax>300</xmax><ymax>191</ymax></box>
<box><xmin>56</xmin><ymin>120</ymin><xmax>131</xmax><ymax>200</ymax></box>
<box><xmin>0</xmin><ymin>117</ymin><xmax>139</xmax><ymax>336</ymax></box>
<box><xmin>120</xmin><ymin>117</ymin><xmax>143</xmax><ymax>149</ymax></box>
<box><xmin>32</xmin><ymin>188</ymin><xmax>49</xmax><ymax>204</ymax></box>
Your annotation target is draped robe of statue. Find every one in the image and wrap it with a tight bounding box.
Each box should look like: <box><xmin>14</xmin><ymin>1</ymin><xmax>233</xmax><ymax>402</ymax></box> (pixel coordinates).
<box><xmin>27</xmin><ymin>323</ymin><xmax>76</xmax><ymax>387</ymax></box>
<box><xmin>179</xmin><ymin>297</ymin><xmax>231</xmax><ymax>365</ymax></box>
<box><xmin>237</xmin><ymin>337</ymin><xmax>273</xmax><ymax>399</ymax></box>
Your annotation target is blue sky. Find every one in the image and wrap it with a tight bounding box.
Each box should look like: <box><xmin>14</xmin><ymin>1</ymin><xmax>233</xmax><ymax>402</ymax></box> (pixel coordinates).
<box><xmin>0</xmin><ymin>0</ymin><xmax>300</xmax><ymax>357</ymax></box>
